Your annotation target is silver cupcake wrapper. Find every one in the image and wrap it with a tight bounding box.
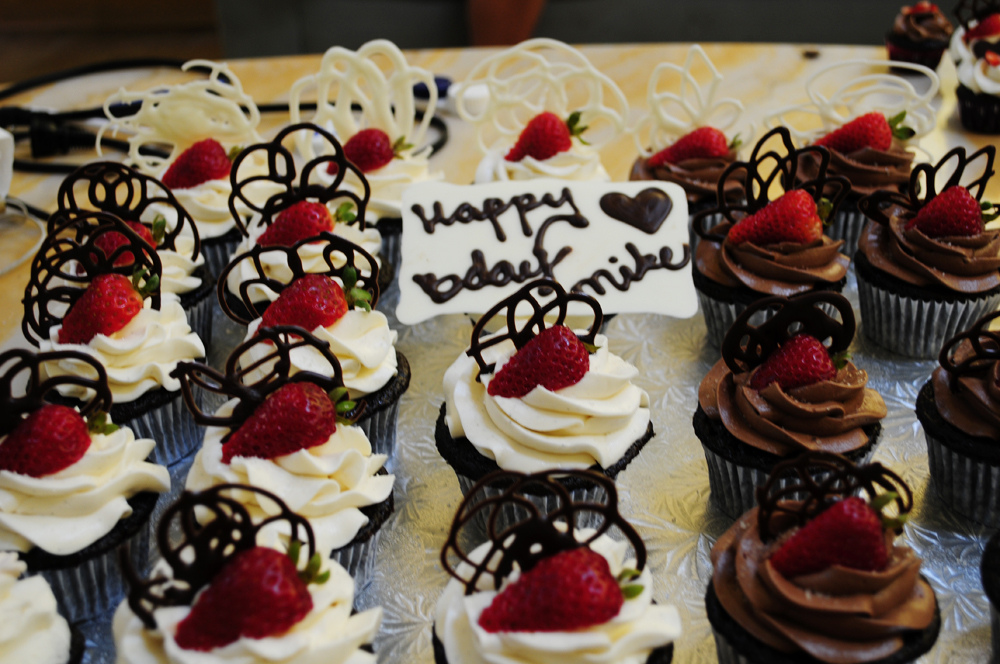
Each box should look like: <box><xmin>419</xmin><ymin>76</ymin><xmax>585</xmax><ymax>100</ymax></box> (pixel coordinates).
<box><xmin>827</xmin><ymin>200</ymin><xmax>866</xmax><ymax>260</ymax></box>
<box><xmin>27</xmin><ymin>529</ymin><xmax>150</xmax><ymax>623</ymax></box>
<box><xmin>122</xmin><ymin>390</ymin><xmax>203</xmax><ymax>467</ymax></box>
<box><xmin>380</xmin><ymin>230</ymin><xmax>402</xmax><ymax>278</ymax></box>
<box><xmin>711</xmin><ymin>625</ymin><xmax>755</xmax><ymax>664</ymax></box>
<box><xmin>688</xmin><ymin>210</ymin><xmax>727</xmax><ymax>254</ymax></box>
<box><xmin>856</xmin><ymin>275</ymin><xmax>1000</xmax><ymax>359</ymax></box>
<box><xmin>145</xmin><ymin>454</ymin><xmax>199</xmax><ymax>572</ymax></box>
<box><xmin>332</xmin><ymin>530</ymin><xmax>381</xmax><ymax>597</ymax></box>
<box><xmin>455</xmin><ymin>473</ymin><xmax>608</xmax><ymax>534</ymax></box>
<box><xmin>699</xmin><ymin>292</ymin><xmax>838</xmax><ymax>350</ymax></box>
<box><xmin>182</xmin><ymin>291</ymin><xmax>214</xmax><ymax>353</ymax></box>
<box><xmin>356</xmin><ymin>400</ymin><xmax>400</xmax><ymax>459</ymax></box>
<box><xmin>200</xmin><ymin>236</ymin><xmax>242</xmax><ymax>280</ymax></box>
<box><xmin>924</xmin><ymin>430</ymin><xmax>1000</xmax><ymax>527</ymax></box>
<box><xmin>702</xmin><ymin>442</ymin><xmax>876</xmax><ymax>519</ymax></box>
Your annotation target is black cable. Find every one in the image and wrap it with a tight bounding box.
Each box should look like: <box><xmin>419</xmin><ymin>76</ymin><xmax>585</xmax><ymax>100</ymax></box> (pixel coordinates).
<box><xmin>0</xmin><ymin>58</ymin><xmax>188</xmax><ymax>103</ymax></box>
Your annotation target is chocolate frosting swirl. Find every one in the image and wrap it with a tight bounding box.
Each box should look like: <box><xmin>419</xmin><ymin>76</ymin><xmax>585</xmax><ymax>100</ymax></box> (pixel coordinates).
<box><xmin>932</xmin><ymin>310</ymin><xmax>1000</xmax><ymax>438</ymax></box>
<box><xmin>629</xmin><ymin>150</ymin><xmax>742</xmax><ymax>205</ymax></box>
<box><xmin>798</xmin><ymin>146</ymin><xmax>914</xmax><ymax>198</ymax></box>
<box><xmin>892</xmin><ymin>5</ymin><xmax>954</xmax><ymax>43</ymax></box>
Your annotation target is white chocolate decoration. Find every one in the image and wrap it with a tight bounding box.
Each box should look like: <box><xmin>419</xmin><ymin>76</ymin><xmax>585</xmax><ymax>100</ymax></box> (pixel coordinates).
<box><xmin>765</xmin><ymin>59</ymin><xmax>940</xmax><ymax>144</ymax></box>
<box><xmin>98</xmin><ymin>60</ymin><xmax>262</xmax><ymax>174</ymax></box>
<box><xmin>453</xmin><ymin>38</ymin><xmax>629</xmax><ymax>155</ymax></box>
<box><xmin>632</xmin><ymin>45</ymin><xmax>747</xmax><ymax>157</ymax></box>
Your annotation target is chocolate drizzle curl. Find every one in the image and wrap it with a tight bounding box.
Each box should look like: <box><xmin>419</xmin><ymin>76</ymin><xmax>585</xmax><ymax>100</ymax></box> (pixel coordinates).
<box><xmin>122</xmin><ymin>483</ymin><xmax>317</xmax><ymax>629</ymax></box>
<box><xmin>54</xmin><ymin>161</ymin><xmax>201</xmax><ymax>258</ymax></box>
<box><xmin>938</xmin><ymin>309</ymin><xmax>1000</xmax><ymax>389</ymax></box>
<box><xmin>692</xmin><ymin>126</ymin><xmax>850</xmax><ymax>243</ymax></box>
<box><xmin>217</xmin><ymin>232</ymin><xmax>380</xmax><ymax>325</ymax></box>
<box><xmin>228</xmin><ymin>122</ymin><xmax>370</xmax><ymax>237</ymax></box>
<box><xmin>0</xmin><ymin>348</ymin><xmax>112</xmax><ymax>436</ymax></box>
<box><xmin>22</xmin><ymin>210</ymin><xmax>162</xmax><ymax>347</ymax></box>
<box><xmin>721</xmin><ymin>290</ymin><xmax>855</xmax><ymax>374</ymax></box>
<box><xmin>858</xmin><ymin>145</ymin><xmax>996</xmax><ymax>226</ymax></box>
<box><xmin>441</xmin><ymin>470</ymin><xmax>646</xmax><ymax>595</ymax></box>
<box><xmin>755</xmin><ymin>451</ymin><xmax>913</xmax><ymax>541</ymax></box>
<box><xmin>169</xmin><ymin>324</ymin><xmax>358</xmax><ymax>431</ymax></box>
<box><xmin>466</xmin><ymin>279</ymin><xmax>602</xmax><ymax>376</ymax></box>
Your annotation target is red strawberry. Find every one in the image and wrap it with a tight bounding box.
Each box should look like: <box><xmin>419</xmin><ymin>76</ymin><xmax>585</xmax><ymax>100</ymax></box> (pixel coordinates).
<box><xmin>0</xmin><ymin>405</ymin><xmax>91</xmax><ymax>477</ymax></box>
<box><xmin>161</xmin><ymin>138</ymin><xmax>233</xmax><ymax>189</ymax></box>
<box><xmin>221</xmin><ymin>382</ymin><xmax>336</xmax><ymax>463</ymax></box>
<box><xmin>648</xmin><ymin>127</ymin><xmax>731</xmax><ymax>167</ymax></box>
<box><xmin>726</xmin><ymin>190</ymin><xmax>826</xmax><ymax>246</ymax></box>
<box><xmin>814</xmin><ymin>111</ymin><xmax>914</xmax><ymax>153</ymax></box>
<box><xmin>966</xmin><ymin>14</ymin><xmax>1000</xmax><ymax>41</ymax></box>
<box><xmin>769</xmin><ymin>497</ymin><xmax>890</xmax><ymax>577</ymax></box>
<box><xmin>906</xmin><ymin>185</ymin><xmax>995</xmax><ymax>238</ymax></box>
<box><xmin>478</xmin><ymin>547</ymin><xmax>625</xmax><ymax>632</ymax></box>
<box><xmin>986</xmin><ymin>51</ymin><xmax>1000</xmax><ymax>68</ymax></box>
<box><xmin>327</xmin><ymin>128</ymin><xmax>411</xmax><ymax>174</ymax></box>
<box><xmin>487</xmin><ymin>326</ymin><xmax>590</xmax><ymax>399</ymax></box>
<box><xmin>505</xmin><ymin>111</ymin><xmax>588</xmax><ymax>162</ymax></box>
<box><xmin>904</xmin><ymin>1</ymin><xmax>939</xmax><ymax>14</ymax></box>
<box><xmin>257</xmin><ymin>201</ymin><xmax>334</xmax><ymax>247</ymax></box>
<box><xmin>175</xmin><ymin>547</ymin><xmax>313</xmax><ymax>650</ymax></box>
<box><xmin>260</xmin><ymin>275</ymin><xmax>348</xmax><ymax>332</ymax></box>
<box><xmin>749</xmin><ymin>333</ymin><xmax>841</xmax><ymax>391</ymax></box>
<box><xmin>93</xmin><ymin>221</ymin><xmax>155</xmax><ymax>267</ymax></box>
<box><xmin>58</xmin><ymin>271</ymin><xmax>155</xmax><ymax>345</ymax></box>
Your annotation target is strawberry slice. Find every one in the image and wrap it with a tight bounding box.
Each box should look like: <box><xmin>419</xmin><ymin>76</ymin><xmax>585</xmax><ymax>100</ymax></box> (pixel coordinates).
<box><xmin>487</xmin><ymin>326</ymin><xmax>591</xmax><ymax>399</ymax></box>
<box><xmin>58</xmin><ymin>270</ymin><xmax>158</xmax><ymax>345</ymax></box>
<box><xmin>727</xmin><ymin>190</ymin><xmax>827</xmax><ymax>246</ymax></box>
<box><xmin>505</xmin><ymin>111</ymin><xmax>588</xmax><ymax>162</ymax></box>
<box><xmin>478</xmin><ymin>547</ymin><xmax>638</xmax><ymax>632</ymax></box>
<box><xmin>257</xmin><ymin>201</ymin><xmax>334</xmax><ymax>247</ymax></box>
<box><xmin>161</xmin><ymin>138</ymin><xmax>234</xmax><ymax>189</ymax></box>
<box><xmin>814</xmin><ymin>111</ymin><xmax>914</xmax><ymax>153</ymax></box>
<box><xmin>749</xmin><ymin>333</ymin><xmax>846</xmax><ymax>391</ymax></box>
<box><xmin>906</xmin><ymin>185</ymin><xmax>997</xmax><ymax>238</ymax></box>
<box><xmin>647</xmin><ymin>127</ymin><xmax>735</xmax><ymax>167</ymax></box>
<box><xmin>0</xmin><ymin>405</ymin><xmax>93</xmax><ymax>477</ymax></box>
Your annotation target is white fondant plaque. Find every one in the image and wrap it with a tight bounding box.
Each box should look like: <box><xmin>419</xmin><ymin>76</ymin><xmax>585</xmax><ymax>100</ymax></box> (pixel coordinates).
<box><xmin>397</xmin><ymin>179</ymin><xmax>696</xmax><ymax>323</ymax></box>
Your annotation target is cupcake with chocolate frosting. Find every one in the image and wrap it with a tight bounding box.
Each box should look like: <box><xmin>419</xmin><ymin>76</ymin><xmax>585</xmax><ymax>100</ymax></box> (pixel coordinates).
<box><xmin>886</xmin><ymin>2</ymin><xmax>954</xmax><ymax>69</ymax></box>
<box><xmin>707</xmin><ymin>451</ymin><xmax>940</xmax><ymax>664</ymax></box>
<box><xmin>856</xmin><ymin>145</ymin><xmax>1000</xmax><ymax>358</ymax></box>
<box><xmin>694</xmin><ymin>291</ymin><xmax>886</xmax><ymax>517</ymax></box>
<box><xmin>916</xmin><ymin>309</ymin><xmax>1000</xmax><ymax>525</ymax></box>
<box><xmin>435</xmin><ymin>470</ymin><xmax>681</xmax><ymax>664</ymax></box>
<box><xmin>691</xmin><ymin>127</ymin><xmax>851</xmax><ymax>348</ymax></box>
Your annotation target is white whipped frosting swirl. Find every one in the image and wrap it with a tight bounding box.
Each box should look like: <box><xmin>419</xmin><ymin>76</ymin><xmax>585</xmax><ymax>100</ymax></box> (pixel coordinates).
<box><xmin>958</xmin><ymin>55</ymin><xmax>1000</xmax><ymax>94</ymax></box>
<box><xmin>225</xmin><ymin>216</ymin><xmax>382</xmax><ymax>304</ymax></box>
<box><xmin>443</xmin><ymin>333</ymin><xmax>650</xmax><ymax>473</ymax></box>
<box><xmin>435</xmin><ymin>531</ymin><xmax>681</xmax><ymax>664</ymax></box>
<box><xmin>241</xmin><ymin>313</ymin><xmax>398</xmax><ymax>397</ymax></box>
<box><xmin>113</xmin><ymin>557</ymin><xmax>380</xmax><ymax>664</ymax></box>
<box><xmin>0</xmin><ymin>421</ymin><xmax>169</xmax><ymax>556</ymax></box>
<box><xmin>316</xmin><ymin>150</ymin><xmax>443</xmax><ymax>220</ymax></box>
<box><xmin>41</xmin><ymin>296</ymin><xmax>206</xmax><ymax>404</ymax></box>
<box><xmin>474</xmin><ymin>145</ymin><xmax>610</xmax><ymax>184</ymax></box>
<box><xmin>950</xmin><ymin>23</ymin><xmax>1000</xmax><ymax>64</ymax></box>
<box><xmin>0</xmin><ymin>552</ymin><xmax>72</xmax><ymax>664</ymax></box>
<box><xmin>185</xmin><ymin>399</ymin><xmax>394</xmax><ymax>557</ymax></box>
<box><xmin>159</xmin><ymin>236</ymin><xmax>205</xmax><ymax>296</ymax></box>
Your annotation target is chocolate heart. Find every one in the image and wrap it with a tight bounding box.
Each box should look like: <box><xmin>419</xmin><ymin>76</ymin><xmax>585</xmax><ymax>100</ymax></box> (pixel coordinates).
<box><xmin>600</xmin><ymin>189</ymin><xmax>672</xmax><ymax>235</ymax></box>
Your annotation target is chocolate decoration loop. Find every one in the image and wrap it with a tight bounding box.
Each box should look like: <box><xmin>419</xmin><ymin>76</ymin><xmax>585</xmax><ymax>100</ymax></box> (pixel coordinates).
<box><xmin>954</xmin><ymin>0</ymin><xmax>1000</xmax><ymax>29</ymax></box>
<box><xmin>466</xmin><ymin>279</ymin><xmax>603</xmax><ymax>377</ymax></box>
<box><xmin>755</xmin><ymin>451</ymin><xmax>913</xmax><ymax>541</ymax></box>
<box><xmin>858</xmin><ymin>145</ymin><xmax>996</xmax><ymax>226</ymax></box>
<box><xmin>169</xmin><ymin>325</ymin><xmax>356</xmax><ymax>432</ymax></box>
<box><xmin>228</xmin><ymin>122</ymin><xmax>370</xmax><ymax>237</ymax></box>
<box><xmin>122</xmin><ymin>483</ymin><xmax>317</xmax><ymax>629</ymax></box>
<box><xmin>217</xmin><ymin>232</ymin><xmax>380</xmax><ymax>325</ymax></box>
<box><xmin>22</xmin><ymin>210</ymin><xmax>163</xmax><ymax>347</ymax></box>
<box><xmin>939</xmin><ymin>309</ymin><xmax>1000</xmax><ymax>388</ymax></box>
<box><xmin>692</xmin><ymin>126</ymin><xmax>849</xmax><ymax>243</ymax></box>
<box><xmin>0</xmin><ymin>348</ymin><xmax>112</xmax><ymax>436</ymax></box>
<box><xmin>721</xmin><ymin>291</ymin><xmax>855</xmax><ymax>374</ymax></box>
<box><xmin>441</xmin><ymin>470</ymin><xmax>646</xmax><ymax>595</ymax></box>
<box><xmin>54</xmin><ymin>161</ymin><xmax>202</xmax><ymax>258</ymax></box>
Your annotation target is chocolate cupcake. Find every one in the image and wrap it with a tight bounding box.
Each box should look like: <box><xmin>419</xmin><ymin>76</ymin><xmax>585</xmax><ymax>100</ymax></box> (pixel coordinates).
<box><xmin>695</xmin><ymin>291</ymin><xmax>885</xmax><ymax>517</ymax></box>
<box><xmin>886</xmin><ymin>2</ymin><xmax>954</xmax><ymax>69</ymax></box>
<box><xmin>171</xmin><ymin>325</ymin><xmax>394</xmax><ymax>584</ymax></box>
<box><xmin>708</xmin><ymin>451</ymin><xmax>940</xmax><ymax>664</ymax></box>
<box><xmin>691</xmin><ymin>126</ymin><xmax>851</xmax><ymax>348</ymax></box>
<box><xmin>916</xmin><ymin>309</ymin><xmax>1000</xmax><ymax>525</ymax></box>
<box><xmin>434</xmin><ymin>469</ymin><xmax>680</xmax><ymax>664</ymax></box>
<box><xmin>952</xmin><ymin>0</ymin><xmax>1000</xmax><ymax>133</ymax></box>
<box><xmin>856</xmin><ymin>145</ymin><xmax>1000</xmax><ymax>358</ymax></box>
<box><xmin>982</xmin><ymin>529</ymin><xmax>1000</xmax><ymax>660</ymax></box>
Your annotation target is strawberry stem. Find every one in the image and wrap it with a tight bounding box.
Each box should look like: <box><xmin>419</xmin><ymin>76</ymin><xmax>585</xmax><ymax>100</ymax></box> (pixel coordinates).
<box><xmin>621</xmin><ymin>584</ymin><xmax>643</xmax><ymax>599</ymax></box>
<box><xmin>151</xmin><ymin>215</ymin><xmax>167</xmax><ymax>245</ymax></box>
<box><xmin>87</xmin><ymin>410</ymin><xmax>119</xmax><ymax>435</ymax></box>
<box><xmin>131</xmin><ymin>267</ymin><xmax>159</xmax><ymax>299</ymax></box>
<box><xmin>327</xmin><ymin>386</ymin><xmax>360</xmax><ymax>425</ymax></box>
<box><xmin>334</xmin><ymin>202</ymin><xmax>357</xmax><ymax>224</ymax></box>
<box><xmin>391</xmin><ymin>135</ymin><xmax>414</xmax><ymax>158</ymax></box>
<box><xmin>287</xmin><ymin>538</ymin><xmax>331</xmax><ymax>586</ymax></box>
<box><xmin>888</xmin><ymin>111</ymin><xmax>916</xmax><ymax>141</ymax></box>
<box><xmin>728</xmin><ymin>133</ymin><xmax>742</xmax><ymax>151</ymax></box>
<box><xmin>566</xmin><ymin>111</ymin><xmax>590</xmax><ymax>146</ymax></box>
<box><xmin>830</xmin><ymin>349</ymin><xmax>851</xmax><ymax>371</ymax></box>
<box><xmin>342</xmin><ymin>267</ymin><xmax>373</xmax><ymax>312</ymax></box>
<box><xmin>816</xmin><ymin>197</ymin><xmax>834</xmax><ymax>223</ymax></box>
<box><xmin>870</xmin><ymin>491</ymin><xmax>909</xmax><ymax>531</ymax></box>
<box><xmin>982</xmin><ymin>201</ymin><xmax>999</xmax><ymax>223</ymax></box>
<box><xmin>227</xmin><ymin>145</ymin><xmax>243</xmax><ymax>161</ymax></box>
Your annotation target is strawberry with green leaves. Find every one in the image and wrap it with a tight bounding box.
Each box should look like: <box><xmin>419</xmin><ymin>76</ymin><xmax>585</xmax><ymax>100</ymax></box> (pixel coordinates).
<box><xmin>92</xmin><ymin>217</ymin><xmax>166</xmax><ymax>267</ymax></box>
<box><xmin>487</xmin><ymin>325</ymin><xmax>592</xmax><ymax>399</ymax></box>
<box><xmin>505</xmin><ymin>112</ymin><xmax>589</xmax><ymax>162</ymax></box>
<box><xmin>0</xmin><ymin>405</ymin><xmax>117</xmax><ymax>477</ymax></box>
<box><xmin>749</xmin><ymin>333</ymin><xmax>847</xmax><ymax>391</ymax></box>
<box><xmin>478</xmin><ymin>547</ymin><xmax>643</xmax><ymax>632</ymax></box>
<box><xmin>906</xmin><ymin>185</ymin><xmax>998</xmax><ymax>238</ymax></box>
<box><xmin>648</xmin><ymin>127</ymin><xmax>740</xmax><ymax>167</ymax></box>
<box><xmin>258</xmin><ymin>270</ymin><xmax>372</xmax><ymax>336</ymax></box>
<box><xmin>727</xmin><ymin>190</ymin><xmax>831</xmax><ymax>246</ymax></box>
<box><xmin>58</xmin><ymin>269</ymin><xmax>159</xmax><ymax>345</ymax></box>
<box><xmin>814</xmin><ymin>111</ymin><xmax>915</xmax><ymax>154</ymax></box>
<box><xmin>162</xmin><ymin>139</ymin><xmax>238</xmax><ymax>189</ymax></box>
<box><xmin>327</xmin><ymin>129</ymin><xmax>413</xmax><ymax>175</ymax></box>
<box><xmin>257</xmin><ymin>201</ymin><xmax>352</xmax><ymax>248</ymax></box>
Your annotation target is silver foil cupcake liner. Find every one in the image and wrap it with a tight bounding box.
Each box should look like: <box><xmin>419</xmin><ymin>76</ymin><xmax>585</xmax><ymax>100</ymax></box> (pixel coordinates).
<box><xmin>28</xmin><ymin>530</ymin><xmax>150</xmax><ymax>623</ymax></box>
<box><xmin>711</xmin><ymin>625</ymin><xmax>753</xmax><ymax>664</ymax></box>
<box><xmin>380</xmin><ymin>229</ymin><xmax>402</xmax><ymax>279</ymax></box>
<box><xmin>199</xmin><ymin>236</ymin><xmax>242</xmax><ymax>280</ymax></box>
<box><xmin>332</xmin><ymin>530</ymin><xmax>381</xmax><ymax>597</ymax></box>
<box><xmin>456</xmin><ymin>473</ymin><xmax>608</xmax><ymax>533</ymax></box>
<box><xmin>182</xmin><ymin>292</ymin><xmax>214</xmax><ymax>353</ymax></box>
<box><xmin>827</xmin><ymin>198</ymin><xmax>866</xmax><ymax>260</ymax></box>
<box><xmin>123</xmin><ymin>390</ymin><xmax>203</xmax><ymax>467</ymax></box>
<box><xmin>356</xmin><ymin>399</ymin><xmax>400</xmax><ymax>459</ymax></box>
<box><xmin>145</xmin><ymin>454</ymin><xmax>199</xmax><ymax>572</ymax></box>
<box><xmin>699</xmin><ymin>292</ymin><xmax>838</xmax><ymax>349</ymax></box>
<box><xmin>924</xmin><ymin>431</ymin><xmax>1000</xmax><ymax>527</ymax></box>
<box><xmin>856</xmin><ymin>275</ymin><xmax>1000</xmax><ymax>359</ymax></box>
<box><xmin>702</xmin><ymin>443</ymin><xmax>876</xmax><ymax>519</ymax></box>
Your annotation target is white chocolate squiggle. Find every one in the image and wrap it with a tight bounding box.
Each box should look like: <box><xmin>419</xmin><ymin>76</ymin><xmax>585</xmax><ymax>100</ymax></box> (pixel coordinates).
<box><xmin>0</xmin><ymin>422</ymin><xmax>169</xmax><ymax>556</ymax></box>
<box><xmin>113</xmin><ymin>558</ymin><xmax>380</xmax><ymax>664</ymax></box>
<box><xmin>185</xmin><ymin>399</ymin><xmax>394</xmax><ymax>557</ymax></box>
<box><xmin>435</xmin><ymin>532</ymin><xmax>681</xmax><ymax>664</ymax></box>
<box><xmin>958</xmin><ymin>55</ymin><xmax>1000</xmax><ymax>94</ymax></box>
<box><xmin>0</xmin><ymin>553</ymin><xmax>72</xmax><ymax>664</ymax></box>
<box><xmin>41</xmin><ymin>296</ymin><xmax>206</xmax><ymax>403</ymax></box>
<box><xmin>443</xmin><ymin>333</ymin><xmax>650</xmax><ymax>473</ymax></box>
